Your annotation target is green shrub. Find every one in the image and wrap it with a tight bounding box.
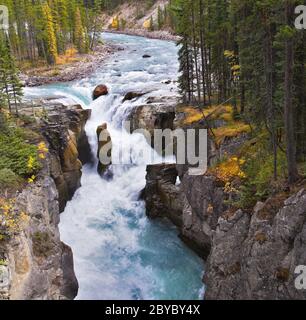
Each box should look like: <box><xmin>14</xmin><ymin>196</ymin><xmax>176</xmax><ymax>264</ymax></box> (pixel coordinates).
<box><xmin>0</xmin><ymin>169</ymin><xmax>23</xmax><ymax>192</ymax></box>
<box><xmin>14</xmin><ymin>126</ymin><xmax>41</xmax><ymax>143</ymax></box>
<box><xmin>0</xmin><ymin>129</ymin><xmax>41</xmax><ymax>178</ymax></box>
<box><xmin>234</xmin><ymin>135</ymin><xmax>288</xmax><ymax>209</ymax></box>
<box><xmin>0</xmin><ymin>259</ymin><xmax>7</xmax><ymax>266</ymax></box>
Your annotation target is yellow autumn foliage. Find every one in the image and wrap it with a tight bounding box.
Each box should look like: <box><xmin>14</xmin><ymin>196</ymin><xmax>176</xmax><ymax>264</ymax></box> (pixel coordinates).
<box><xmin>56</xmin><ymin>48</ymin><xmax>79</xmax><ymax>65</ymax></box>
<box><xmin>180</xmin><ymin>105</ymin><xmax>234</xmax><ymax>125</ymax></box>
<box><xmin>210</xmin><ymin>157</ymin><xmax>246</xmax><ymax>183</ymax></box>
<box><xmin>112</xmin><ymin>16</ymin><xmax>119</xmax><ymax>29</ymax></box>
<box><xmin>27</xmin><ymin>155</ymin><xmax>35</xmax><ymax>171</ymax></box>
<box><xmin>0</xmin><ymin>198</ymin><xmax>29</xmax><ymax>241</ymax></box>
<box><xmin>143</xmin><ymin>19</ymin><xmax>152</xmax><ymax>29</ymax></box>
<box><xmin>28</xmin><ymin>175</ymin><xmax>36</xmax><ymax>183</ymax></box>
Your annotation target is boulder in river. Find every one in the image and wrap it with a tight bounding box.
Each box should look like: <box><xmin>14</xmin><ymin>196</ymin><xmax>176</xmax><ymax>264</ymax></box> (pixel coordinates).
<box><xmin>122</xmin><ymin>91</ymin><xmax>148</xmax><ymax>102</ymax></box>
<box><xmin>93</xmin><ymin>85</ymin><xmax>109</xmax><ymax>100</ymax></box>
<box><xmin>162</xmin><ymin>79</ymin><xmax>172</xmax><ymax>85</ymax></box>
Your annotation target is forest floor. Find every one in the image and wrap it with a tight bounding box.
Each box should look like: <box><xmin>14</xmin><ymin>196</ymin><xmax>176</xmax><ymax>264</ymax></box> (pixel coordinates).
<box><xmin>20</xmin><ymin>43</ymin><xmax>122</xmax><ymax>87</ymax></box>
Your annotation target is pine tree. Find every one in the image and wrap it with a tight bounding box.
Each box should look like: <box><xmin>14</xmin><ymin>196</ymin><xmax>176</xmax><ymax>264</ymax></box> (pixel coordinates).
<box><xmin>157</xmin><ymin>5</ymin><xmax>164</xmax><ymax>30</ymax></box>
<box><xmin>149</xmin><ymin>16</ymin><xmax>154</xmax><ymax>31</ymax></box>
<box><xmin>42</xmin><ymin>3</ymin><xmax>58</xmax><ymax>65</ymax></box>
<box><xmin>74</xmin><ymin>7</ymin><xmax>88</xmax><ymax>54</ymax></box>
<box><xmin>0</xmin><ymin>34</ymin><xmax>23</xmax><ymax>114</ymax></box>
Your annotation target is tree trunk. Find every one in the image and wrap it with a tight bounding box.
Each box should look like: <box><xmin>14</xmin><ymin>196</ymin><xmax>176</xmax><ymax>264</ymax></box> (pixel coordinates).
<box><xmin>199</xmin><ymin>0</ymin><xmax>207</xmax><ymax>105</ymax></box>
<box><xmin>284</xmin><ymin>0</ymin><xmax>299</xmax><ymax>183</ymax></box>
<box><xmin>191</xmin><ymin>2</ymin><xmax>201</xmax><ymax>104</ymax></box>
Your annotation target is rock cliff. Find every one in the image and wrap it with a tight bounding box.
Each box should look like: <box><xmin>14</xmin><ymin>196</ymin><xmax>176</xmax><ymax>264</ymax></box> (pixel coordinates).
<box><xmin>204</xmin><ymin>188</ymin><xmax>306</xmax><ymax>300</ymax></box>
<box><xmin>144</xmin><ymin>164</ymin><xmax>183</xmax><ymax>227</ymax></box>
<box><xmin>144</xmin><ymin>162</ymin><xmax>306</xmax><ymax>299</ymax></box>
<box><xmin>0</xmin><ymin>102</ymin><xmax>91</xmax><ymax>300</ymax></box>
<box><xmin>42</xmin><ymin>104</ymin><xmax>92</xmax><ymax>212</ymax></box>
<box><xmin>144</xmin><ymin>160</ymin><xmax>306</xmax><ymax>300</ymax></box>
<box><xmin>144</xmin><ymin>165</ymin><xmax>226</xmax><ymax>258</ymax></box>
<box><xmin>0</xmin><ymin>159</ymin><xmax>79</xmax><ymax>300</ymax></box>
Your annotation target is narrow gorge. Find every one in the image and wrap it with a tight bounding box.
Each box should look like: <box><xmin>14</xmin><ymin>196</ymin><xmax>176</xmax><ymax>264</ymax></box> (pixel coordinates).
<box><xmin>21</xmin><ymin>33</ymin><xmax>205</xmax><ymax>300</ymax></box>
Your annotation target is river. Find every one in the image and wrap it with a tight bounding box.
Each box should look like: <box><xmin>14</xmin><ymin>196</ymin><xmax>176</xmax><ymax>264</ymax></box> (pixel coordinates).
<box><xmin>25</xmin><ymin>33</ymin><xmax>204</xmax><ymax>300</ymax></box>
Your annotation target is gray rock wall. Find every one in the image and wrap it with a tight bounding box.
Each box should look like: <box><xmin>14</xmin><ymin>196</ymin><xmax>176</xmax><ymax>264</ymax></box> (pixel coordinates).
<box><xmin>204</xmin><ymin>189</ymin><xmax>306</xmax><ymax>300</ymax></box>
<box><xmin>0</xmin><ymin>174</ymin><xmax>78</xmax><ymax>300</ymax></box>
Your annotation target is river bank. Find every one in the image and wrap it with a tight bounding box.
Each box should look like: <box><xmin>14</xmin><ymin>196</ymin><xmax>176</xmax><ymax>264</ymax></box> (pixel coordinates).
<box><xmin>103</xmin><ymin>29</ymin><xmax>180</xmax><ymax>42</ymax></box>
<box><xmin>20</xmin><ymin>43</ymin><xmax>122</xmax><ymax>87</ymax></box>
<box><xmin>20</xmin><ymin>29</ymin><xmax>179</xmax><ymax>88</ymax></box>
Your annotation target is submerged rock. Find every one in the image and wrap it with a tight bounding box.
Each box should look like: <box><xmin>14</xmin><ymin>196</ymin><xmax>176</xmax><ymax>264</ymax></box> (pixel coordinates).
<box><xmin>162</xmin><ymin>80</ymin><xmax>172</xmax><ymax>85</ymax></box>
<box><xmin>122</xmin><ymin>91</ymin><xmax>148</xmax><ymax>102</ymax></box>
<box><xmin>93</xmin><ymin>84</ymin><xmax>109</xmax><ymax>100</ymax></box>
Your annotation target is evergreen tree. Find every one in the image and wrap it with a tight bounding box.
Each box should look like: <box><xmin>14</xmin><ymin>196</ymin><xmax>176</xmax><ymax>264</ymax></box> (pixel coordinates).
<box><xmin>42</xmin><ymin>2</ymin><xmax>58</xmax><ymax>65</ymax></box>
<box><xmin>157</xmin><ymin>5</ymin><xmax>164</xmax><ymax>29</ymax></box>
<box><xmin>74</xmin><ymin>7</ymin><xmax>88</xmax><ymax>54</ymax></box>
<box><xmin>0</xmin><ymin>34</ymin><xmax>23</xmax><ymax>113</ymax></box>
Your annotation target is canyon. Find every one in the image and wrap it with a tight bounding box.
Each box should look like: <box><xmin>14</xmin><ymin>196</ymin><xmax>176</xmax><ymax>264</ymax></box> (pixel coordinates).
<box><xmin>1</xmin><ymin>32</ymin><xmax>305</xmax><ymax>301</ymax></box>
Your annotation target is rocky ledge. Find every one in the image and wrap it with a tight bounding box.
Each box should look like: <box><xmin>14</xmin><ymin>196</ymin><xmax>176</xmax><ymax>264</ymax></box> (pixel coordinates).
<box><xmin>40</xmin><ymin>103</ymin><xmax>92</xmax><ymax>212</ymax></box>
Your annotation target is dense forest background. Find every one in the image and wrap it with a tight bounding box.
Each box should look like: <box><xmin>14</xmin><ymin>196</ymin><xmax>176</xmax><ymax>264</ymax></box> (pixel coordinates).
<box><xmin>169</xmin><ymin>0</ymin><xmax>306</xmax><ymax>188</ymax></box>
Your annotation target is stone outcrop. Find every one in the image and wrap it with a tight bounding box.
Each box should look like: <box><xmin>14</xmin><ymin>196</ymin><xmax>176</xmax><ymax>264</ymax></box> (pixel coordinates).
<box><xmin>96</xmin><ymin>123</ymin><xmax>112</xmax><ymax>176</ymax></box>
<box><xmin>140</xmin><ymin>102</ymin><xmax>306</xmax><ymax>300</ymax></box>
<box><xmin>144</xmin><ymin>161</ymin><xmax>306</xmax><ymax>300</ymax></box>
<box><xmin>144</xmin><ymin>164</ymin><xmax>183</xmax><ymax>227</ymax></box>
<box><xmin>204</xmin><ymin>189</ymin><xmax>306</xmax><ymax>300</ymax></box>
<box><xmin>122</xmin><ymin>91</ymin><xmax>148</xmax><ymax>102</ymax></box>
<box><xmin>42</xmin><ymin>104</ymin><xmax>91</xmax><ymax>212</ymax></box>
<box><xmin>127</xmin><ymin>96</ymin><xmax>177</xmax><ymax>147</ymax></box>
<box><xmin>0</xmin><ymin>166</ymin><xmax>78</xmax><ymax>300</ymax></box>
<box><xmin>143</xmin><ymin>164</ymin><xmax>226</xmax><ymax>258</ymax></box>
<box><xmin>93</xmin><ymin>84</ymin><xmax>109</xmax><ymax>100</ymax></box>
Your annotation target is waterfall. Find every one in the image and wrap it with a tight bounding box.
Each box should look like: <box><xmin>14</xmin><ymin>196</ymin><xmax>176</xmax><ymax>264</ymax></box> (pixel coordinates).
<box><xmin>25</xmin><ymin>33</ymin><xmax>204</xmax><ymax>300</ymax></box>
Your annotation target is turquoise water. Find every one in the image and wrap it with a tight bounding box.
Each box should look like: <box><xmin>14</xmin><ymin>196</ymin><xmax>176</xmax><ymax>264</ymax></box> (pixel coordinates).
<box><xmin>25</xmin><ymin>33</ymin><xmax>204</xmax><ymax>300</ymax></box>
